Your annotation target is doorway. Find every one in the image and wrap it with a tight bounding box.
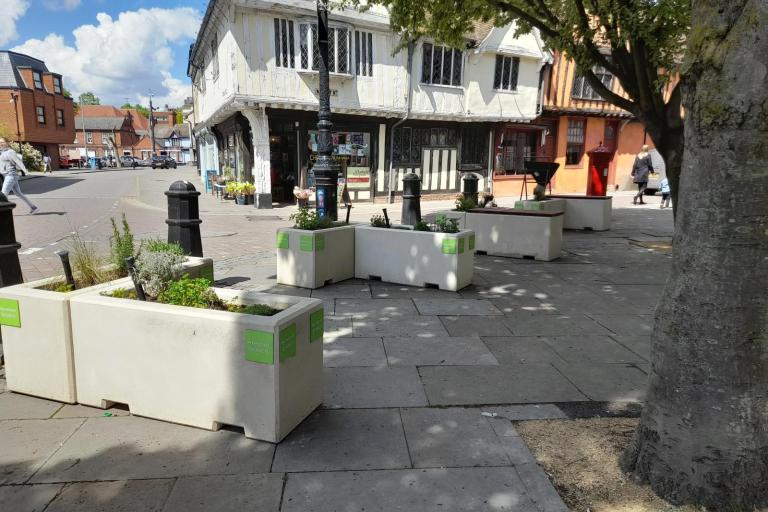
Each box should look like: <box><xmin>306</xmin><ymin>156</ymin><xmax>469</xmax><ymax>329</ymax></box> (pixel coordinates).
<box><xmin>269</xmin><ymin>121</ymin><xmax>298</xmax><ymax>203</ymax></box>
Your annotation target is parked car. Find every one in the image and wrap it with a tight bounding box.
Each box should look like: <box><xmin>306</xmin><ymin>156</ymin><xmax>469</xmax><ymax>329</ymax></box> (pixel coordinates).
<box><xmin>151</xmin><ymin>155</ymin><xmax>177</xmax><ymax>169</ymax></box>
<box><xmin>119</xmin><ymin>156</ymin><xmax>140</xmax><ymax>168</ymax></box>
<box><xmin>59</xmin><ymin>157</ymin><xmax>72</xmax><ymax>169</ymax></box>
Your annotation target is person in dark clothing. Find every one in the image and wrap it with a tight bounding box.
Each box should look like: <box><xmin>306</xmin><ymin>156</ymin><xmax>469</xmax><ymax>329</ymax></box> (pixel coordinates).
<box><xmin>631</xmin><ymin>145</ymin><xmax>654</xmax><ymax>205</ymax></box>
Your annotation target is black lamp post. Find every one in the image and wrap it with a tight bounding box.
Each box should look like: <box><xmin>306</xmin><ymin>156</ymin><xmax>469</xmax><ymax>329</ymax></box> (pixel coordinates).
<box><xmin>314</xmin><ymin>0</ymin><xmax>340</xmax><ymax>220</ymax></box>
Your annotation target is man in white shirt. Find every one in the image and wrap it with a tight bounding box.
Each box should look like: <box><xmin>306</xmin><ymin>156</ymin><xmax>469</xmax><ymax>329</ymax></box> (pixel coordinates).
<box><xmin>43</xmin><ymin>154</ymin><xmax>52</xmax><ymax>173</ymax></box>
<box><xmin>0</xmin><ymin>138</ymin><xmax>39</xmax><ymax>214</ymax></box>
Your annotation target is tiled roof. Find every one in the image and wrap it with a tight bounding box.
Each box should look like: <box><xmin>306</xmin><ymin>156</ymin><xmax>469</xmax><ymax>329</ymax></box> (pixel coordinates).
<box><xmin>75</xmin><ymin>117</ymin><xmax>127</xmax><ymax>131</ymax></box>
<box><xmin>468</xmin><ymin>21</ymin><xmax>495</xmax><ymax>44</ymax></box>
<box><xmin>81</xmin><ymin>105</ymin><xmax>125</xmax><ymax>117</ymax></box>
<box><xmin>0</xmin><ymin>51</ymin><xmax>49</xmax><ymax>88</ymax></box>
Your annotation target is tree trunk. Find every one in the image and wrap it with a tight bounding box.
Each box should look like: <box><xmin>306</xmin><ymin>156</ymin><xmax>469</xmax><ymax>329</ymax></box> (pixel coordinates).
<box><xmin>621</xmin><ymin>1</ymin><xmax>768</xmax><ymax>509</ymax></box>
<box><xmin>644</xmin><ymin>123</ymin><xmax>684</xmax><ymax>217</ymax></box>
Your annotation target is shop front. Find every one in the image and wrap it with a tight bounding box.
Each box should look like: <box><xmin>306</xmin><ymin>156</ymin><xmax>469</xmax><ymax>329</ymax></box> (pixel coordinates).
<box><xmin>491</xmin><ymin>121</ymin><xmax>555</xmax><ymax>199</ymax></box>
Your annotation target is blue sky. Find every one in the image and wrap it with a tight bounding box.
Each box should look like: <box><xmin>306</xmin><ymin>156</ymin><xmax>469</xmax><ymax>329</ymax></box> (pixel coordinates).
<box><xmin>5</xmin><ymin>0</ymin><xmax>206</xmax><ymax>107</ymax></box>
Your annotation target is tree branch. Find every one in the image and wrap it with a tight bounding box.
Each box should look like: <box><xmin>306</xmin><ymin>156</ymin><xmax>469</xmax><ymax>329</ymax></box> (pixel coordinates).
<box><xmin>489</xmin><ymin>1</ymin><xmax>559</xmax><ymax>39</ymax></box>
<box><xmin>582</xmin><ymin>68</ymin><xmax>636</xmax><ymax>113</ymax></box>
<box><xmin>569</xmin><ymin>0</ymin><xmax>622</xmax><ymax>77</ymax></box>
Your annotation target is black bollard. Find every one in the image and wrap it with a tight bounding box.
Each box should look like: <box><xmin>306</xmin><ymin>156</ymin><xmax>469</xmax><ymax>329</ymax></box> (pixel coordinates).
<box><xmin>462</xmin><ymin>173</ymin><xmax>479</xmax><ymax>205</ymax></box>
<box><xmin>165</xmin><ymin>181</ymin><xmax>203</xmax><ymax>257</ymax></box>
<box><xmin>345</xmin><ymin>204</ymin><xmax>352</xmax><ymax>224</ymax></box>
<box><xmin>382</xmin><ymin>208</ymin><xmax>391</xmax><ymax>228</ymax></box>
<box><xmin>401</xmin><ymin>172</ymin><xmax>422</xmax><ymax>226</ymax></box>
<box><xmin>0</xmin><ymin>192</ymin><xmax>23</xmax><ymax>287</ymax></box>
<box><xmin>125</xmin><ymin>257</ymin><xmax>147</xmax><ymax>301</ymax></box>
<box><xmin>55</xmin><ymin>250</ymin><xmax>76</xmax><ymax>290</ymax></box>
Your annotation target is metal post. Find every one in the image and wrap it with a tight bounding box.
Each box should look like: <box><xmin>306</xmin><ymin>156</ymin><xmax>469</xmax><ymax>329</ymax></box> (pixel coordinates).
<box><xmin>314</xmin><ymin>0</ymin><xmax>340</xmax><ymax>221</ymax></box>
<box><xmin>55</xmin><ymin>250</ymin><xmax>76</xmax><ymax>290</ymax></box>
<box><xmin>125</xmin><ymin>257</ymin><xmax>147</xmax><ymax>301</ymax></box>
<box><xmin>401</xmin><ymin>172</ymin><xmax>422</xmax><ymax>226</ymax></box>
<box><xmin>149</xmin><ymin>95</ymin><xmax>157</xmax><ymax>158</ymax></box>
<box><xmin>0</xmin><ymin>193</ymin><xmax>23</xmax><ymax>287</ymax></box>
<box><xmin>165</xmin><ymin>181</ymin><xmax>203</xmax><ymax>257</ymax></box>
<box><xmin>11</xmin><ymin>91</ymin><xmax>21</xmax><ymax>145</ymax></box>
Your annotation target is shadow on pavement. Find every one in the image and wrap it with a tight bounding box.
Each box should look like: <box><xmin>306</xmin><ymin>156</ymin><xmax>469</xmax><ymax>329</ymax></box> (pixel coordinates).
<box><xmin>14</xmin><ymin>177</ymin><xmax>84</xmax><ymax>194</ymax></box>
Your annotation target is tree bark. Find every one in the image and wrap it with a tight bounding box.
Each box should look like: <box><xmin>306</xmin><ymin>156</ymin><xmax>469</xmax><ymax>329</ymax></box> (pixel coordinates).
<box><xmin>620</xmin><ymin>1</ymin><xmax>768</xmax><ymax>509</ymax></box>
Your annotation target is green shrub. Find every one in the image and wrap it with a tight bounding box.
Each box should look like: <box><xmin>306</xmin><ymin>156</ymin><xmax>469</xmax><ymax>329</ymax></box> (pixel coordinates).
<box><xmin>6</xmin><ymin>142</ymin><xmax>44</xmax><ymax>173</ymax></box>
<box><xmin>135</xmin><ymin>251</ymin><xmax>185</xmax><ymax>298</ymax></box>
<box><xmin>54</xmin><ymin>283</ymin><xmax>75</xmax><ymax>293</ymax></box>
<box><xmin>454</xmin><ymin>194</ymin><xmax>477</xmax><ymax>212</ymax></box>
<box><xmin>106</xmin><ymin>288</ymin><xmax>137</xmax><ymax>299</ymax></box>
<box><xmin>413</xmin><ymin>221</ymin><xmax>431</xmax><ymax>232</ymax></box>
<box><xmin>435</xmin><ymin>217</ymin><xmax>460</xmax><ymax>234</ymax></box>
<box><xmin>157</xmin><ymin>276</ymin><xmax>223</xmax><ymax>309</ymax></box>
<box><xmin>290</xmin><ymin>207</ymin><xmax>333</xmax><ymax>230</ymax></box>
<box><xmin>370</xmin><ymin>214</ymin><xmax>388</xmax><ymax>228</ymax></box>
<box><xmin>230</xmin><ymin>303</ymin><xmax>280</xmax><ymax>316</ymax></box>
<box><xmin>144</xmin><ymin>239</ymin><xmax>185</xmax><ymax>256</ymax></box>
<box><xmin>110</xmin><ymin>214</ymin><xmax>137</xmax><ymax>277</ymax></box>
<box><xmin>68</xmin><ymin>232</ymin><xmax>109</xmax><ymax>287</ymax></box>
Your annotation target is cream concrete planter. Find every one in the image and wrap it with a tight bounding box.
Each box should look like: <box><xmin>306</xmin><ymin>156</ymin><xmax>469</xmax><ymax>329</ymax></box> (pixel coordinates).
<box><xmin>355</xmin><ymin>225</ymin><xmax>475</xmax><ymax>291</ymax></box>
<box><xmin>547</xmin><ymin>195</ymin><xmax>612</xmax><ymax>231</ymax></box>
<box><xmin>513</xmin><ymin>198</ymin><xmax>566</xmax><ymax>214</ymax></box>
<box><xmin>467</xmin><ymin>209</ymin><xmax>563</xmax><ymax>261</ymax></box>
<box><xmin>0</xmin><ymin>257</ymin><xmax>213</xmax><ymax>404</ymax></box>
<box><xmin>70</xmin><ymin>285</ymin><xmax>323</xmax><ymax>443</ymax></box>
<box><xmin>276</xmin><ymin>224</ymin><xmax>355</xmax><ymax>289</ymax></box>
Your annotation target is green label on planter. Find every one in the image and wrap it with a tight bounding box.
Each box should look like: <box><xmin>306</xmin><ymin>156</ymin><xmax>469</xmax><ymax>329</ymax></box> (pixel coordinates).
<box><xmin>469</xmin><ymin>234</ymin><xmax>476</xmax><ymax>250</ymax></box>
<box><xmin>300</xmin><ymin>235</ymin><xmax>314</xmax><ymax>252</ymax></box>
<box><xmin>280</xmin><ymin>324</ymin><xmax>297</xmax><ymax>361</ymax></box>
<box><xmin>458</xmin><ymin>238</ymin><xmax>465</xmax><ymax>254</ymax></box>
<box><xmin>0</xmin><ymin>298</ymin><xmax>20</xmax><ymax>328</ymax></box>
<box><xmin>201</xmin><ymin>265</ymin><xmax>214</xmax><ymax>283</ymax></box>
<box><xmin>245</xmin><ymin>330</ymin><xmax>273</xmax><ymax>364</ymax></box>
<box><xmin>442</xmin><ymin>239</ymin><xmax>458</xmax><ymax>254</ymax></box>
<box><xmin>315</xmin><ymin>234</ymin><xmax>325</xmax><ymax>252</ymax></box>
<box><xmin>276</xmin><ymin>232</ymin><xmax>289</xmax><ymax>249</ymax></box>
<box><xmin>310</xmin><ymin>308</ymin><xmax>324</xmax><ymax>343</ymax></box>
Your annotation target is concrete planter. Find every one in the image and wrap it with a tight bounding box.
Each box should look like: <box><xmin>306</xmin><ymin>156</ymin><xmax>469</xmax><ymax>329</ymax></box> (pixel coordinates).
<box><xmin>0</xmin><ymin>257</ymin><xmax>213</xmax><ymax>404</ymax></box>
<box><xmin>276</xmin><ymin>224</ymin><xmax>355</xmax><ymax>289</ymax></box>
<box><xmin>354</xmin><ymin>225</ymin><xmax>474</xmax><ymax>291</ymax></box>
<box><xmin>466</xmin><ymin>209</ymin><xmax>563</xmax><ymax>261</ymax></box>
<box><xmin>547</xmin><ymin>195</ymin><xmax>612</xmax><ymax>231</ymax></box>
<box><xmin>70</xmin><ymin>285</ymin><xmax>323</xmax><ymax>443</ymax></box>
<box><xmin>513</xmin><ymin>198</ymin><xmax>566</xmax><ymax>214</ymax></box>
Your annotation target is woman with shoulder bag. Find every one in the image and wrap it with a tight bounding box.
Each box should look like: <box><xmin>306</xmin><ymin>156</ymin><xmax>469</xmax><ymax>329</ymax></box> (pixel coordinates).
<box><xmin>631</xmin><ymin>145</ymin><xmax>654</xmax><ymax>205</ymax></box>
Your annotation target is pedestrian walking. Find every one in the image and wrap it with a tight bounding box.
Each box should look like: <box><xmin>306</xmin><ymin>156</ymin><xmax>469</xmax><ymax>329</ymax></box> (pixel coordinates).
<box><xmin>631</xmin><ymin>144</ymin><xmax>654</xmax><ymax>205</ymax></box>
<box><xmin>660</xmin><ymin>177</ymin><xmax>671</xmax><ymax>209</ymax></box>
<box><xmin>0</xmin><ymin>137</ymin><xmax>39</xmax><ymax>214</ymax></box>
<box><xmin>43</xmin><ymin>153</ymin><xmax>52</xmax><ymax>173</ymax></box>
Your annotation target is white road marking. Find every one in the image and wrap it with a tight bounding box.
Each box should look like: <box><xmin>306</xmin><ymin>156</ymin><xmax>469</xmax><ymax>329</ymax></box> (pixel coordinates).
<box><xmin>19</xmin><ymin>247</ymin><xmax>43</xmax><ymax>255</ymax></box>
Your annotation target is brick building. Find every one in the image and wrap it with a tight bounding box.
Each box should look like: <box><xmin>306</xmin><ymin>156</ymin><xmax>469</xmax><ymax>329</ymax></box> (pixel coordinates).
<box><xmin>61</xmin><ymin>105</ymin><xmax>141</xmax><ymax>160</ymax></box>
<box><xmin>0</xmin><ymin>51</ymin><xmax>75</xmax><ymax>169</ymax></box>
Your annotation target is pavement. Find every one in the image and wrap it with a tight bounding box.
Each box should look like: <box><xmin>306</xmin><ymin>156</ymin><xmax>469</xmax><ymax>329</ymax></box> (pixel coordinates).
<box><xmin>0</xmin><ymin>167</ymin><xmax>674</xmax><ymax>511</ymax></box>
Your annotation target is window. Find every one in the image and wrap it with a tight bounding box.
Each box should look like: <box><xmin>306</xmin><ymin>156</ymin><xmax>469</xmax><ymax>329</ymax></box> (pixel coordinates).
<box><xmin>498</xmin><ymin>130</ymin><xmax>538</xmax><ymax>174</ymax></box>
<box><xmin>421</xmin><ymin>43</ymin><xmax>462</xmax><ymax>87</ymax></box>
<box><xmin>172</xmin><ymin>138</ymin><xmax>181</xmax><ymax>147</ymax></box>
<box><xmin>274</xmin><ymin>19</ymin><xmax>296</xmax><ymax>68</ymax></box>
<box><xmin>86</xmin><ymin>132</ymin><xmax>93</xmax><ymax>144</ymax></box>
<box><xmin>211</xmin><ymin>33</ymin><xmax>219</xmax><ymax>79</ymax></box>
<box><xmin>298</xmin><ymin>23</ymin><xmax>350</xmax><ymax>74</ymax></box>
<box><xmin>355</xmin><ymin>31</ymin><xmax>373</xmax><ymax>77</ymax></box>
<box><xmin>33</xmin><ymin>72</ymin><xmax>43</xmax><ymax>89</ymax></box>
<box><xmin>460</xmin><ymin>126</ymin><xmax>489</xmax><ymax>167</ymax></box>
<box><xmin>56</xmin><ymin>109</ymin><xmax>64</xmax><ymax>127</ymax></box>
<box><xmin>53</xmin><ymin>77</ymin><xmax>62</xmax><ymax>94</ymax></box>
<box><xmin>566</xmin><ymin>119</ymin><xmax>586</xmax><ymax>165</ymax></box>
<box><xmin>493</xmin><ymin>55</ymin><xmax>520</xmax><ymax>91</ymax></box>
<box><xmin>36</xmin><ymin>106</ymin><xmax>46</xmax><ymax>124</ymax></box>
<box><xmin>392</xmin><ymin>126</ymin><xmax>457</xmax><ymax>165</ymax></box>
<box><xmin>572</xmin><ymin>65</ymin><xmax>613</xmax><ymax>100</ymax></box>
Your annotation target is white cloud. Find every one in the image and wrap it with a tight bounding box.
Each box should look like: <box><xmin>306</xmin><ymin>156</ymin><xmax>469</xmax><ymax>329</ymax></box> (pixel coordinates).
<box><xmin>0</xmin><ymin>0</ymin><xmax>29</xmax><ymax>46</ymax></box>
<box><xmin>42</xmin><ymin>0</ymin><xmax>81</xmax><ymax>10</ymax></box>
<box><xmin>12</xmin><ymin>7</ymin><xmax>201</xmax><ymax>107</ymax></box>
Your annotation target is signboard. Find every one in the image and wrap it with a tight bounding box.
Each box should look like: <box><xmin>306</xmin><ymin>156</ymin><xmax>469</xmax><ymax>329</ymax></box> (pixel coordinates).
<box><xmin>346</xmin><ymin>167</ymin><xmax>370</xmax><ymax>190</ymax></box>
<box><xmin>0</xmin><ymin>299</ymin><xmax>20</xmax><ymax>327</ymax></box>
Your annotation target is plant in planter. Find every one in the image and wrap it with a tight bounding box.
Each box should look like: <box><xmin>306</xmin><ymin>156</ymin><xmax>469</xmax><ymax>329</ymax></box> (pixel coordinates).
<box><xmin>370</xmin><ymin>214</ymin><xmax>388</xmax><ymax>228</ymax></box>
<box><xmin>293</xmin><ymin>187</ymin><xmax>312</xmax><ymax>208</ymax></box>
<box><xmin>454</xmin><ymin>194</ymin><xmax>477</xmax><ymax>212</ymax></box>
<box><xmin>235</xmin><ymin>182</ymin><xmax>256</xmax><ymax>205</ymax></box>
<box><xmin>276</xmin><ymin>206</ymin><xmax>355</xmax><ymax>289</ymax></box>
<box><xmin>435</xmin><ymin>216</ymin><xmax>460</xmax><ymax>234</ymax></box>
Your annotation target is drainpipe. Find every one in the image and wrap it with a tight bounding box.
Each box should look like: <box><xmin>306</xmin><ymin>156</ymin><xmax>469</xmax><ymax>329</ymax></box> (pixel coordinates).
<box><xmin>388</xmin><ymin>39</ymin><xmax>416</xmax><ymax>204</ymax></box>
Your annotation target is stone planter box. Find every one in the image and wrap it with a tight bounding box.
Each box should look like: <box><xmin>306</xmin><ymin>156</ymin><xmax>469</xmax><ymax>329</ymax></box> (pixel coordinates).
<box><xmin>70</xmin><ymin>285</ymin><xmax>323</xmax><ymax>443</ymax></box>
<box><xmin>276</xmin><ymin>224</ymin><xmax>355</xmax><ymax>289</ymax></box>
<box><xmin>0</xmin><ymin>257</ymin><xmax>214</xmax><ymax>404</ymax></box>
<box><xmin>513</xmin><ymin>198</ymin><xmax>566</xmax><ymax>214</ymax></box>
<box><xmin>547</xmin><ymin>195</ymin><xmax>612</xmax><ymax>231</ymax></box>
<box><xmin>354</xmin><ymin>225</ymin><xmax>474</xmax><ymax>291</ymax></box>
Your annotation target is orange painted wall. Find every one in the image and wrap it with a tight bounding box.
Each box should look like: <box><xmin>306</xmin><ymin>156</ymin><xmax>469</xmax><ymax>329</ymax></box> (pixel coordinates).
<box><xmin>614</xmin><ymin>121</ymin><xmax>653</xmax><ymax>190</ymax></box>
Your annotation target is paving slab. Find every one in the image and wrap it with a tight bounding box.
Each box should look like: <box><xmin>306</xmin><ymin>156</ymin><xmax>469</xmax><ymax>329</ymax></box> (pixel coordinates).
<box><xmin>335</xmin><ymin>298</ymin><xmax>418</xmax><ymax>318</ymax></box>
<box><xmin>400</xmin><ymin>408</ymin><xmax>511</xmax><ymax>468</ymax></box>
<box><xmin>490</xmin><ymin>297</ymin><xmax>552</xmax><ymax>315</ymax></box>
<box><xmin>609</xmin><ymin>335</ymin><xmax>651</xmax><ymax>361</ymax></box>
<box><xmin>323</xmin><ymin>315</ymin><xmax>353</xmax><ymax>341</ymax></box>
<box><xmin>385</xmin><ymin>337</ymin><xmax>498</xmax><ymax>366</ymax></box>
<box><xmin>414</xmin><ymin>299</ymin><xmax>503</xmax><ymax>316</ymax></box>
<box><xmin>323</xmin><ymin>367</ymin><xmax>428</xmax><ymax>408</ymax></box>
<box><xmin>420</xmin><ymin>365</ymin><xmax>587</xmax><ymax>406</ymax></box>
<box><xmin>323</xmin><ymin>337</ymin><xmax>387</xmax><ymax>367</ymax></box>
<box><xmin>352</xmin><ymin>315</ymin><xmax>449</xmax><ymax>338</ymax></box>
<box><xmin>371</xmin><ymin>284</ymin><xmax>460</xmax><ymax>299</ymax></box>
<box><xmin>310</xmin><ymin>283</ymin><xmax>371</xmax><ymax>299</ymax></box>
<box><xmin>52</xmin><ymin>404</ymin><xmax>131</xmax><ymax>419</ymax></box>
<box><xmin>515</xmin><ymin>463</ymin><xmax>570</xmax><ymax>512</ymax></box>
<box><xmin>162</xmin><ymin>473</ymin><xmax>284</xmax><ymax>512</ymax></box>
<box><xmin>0</xmin><ymin>393</ymin><xmax>63</xmax><ymax>420</ymax></box>
<box><xmin>272</xmin><ymin>409</ymin><xmax>410</xmax><ymax>472</ymax></box>
<box><xmin>282</xmin><ymin>467</ymin><xmax>537</xmax><ymax>512</ymax></box>
<box><xmin>0</xmin><ymin>483</ymin><xmax>63</xmax><ymax>512</ymax></box>
<box><xmin>0</xmin><ymin>419</ymin><xmax>84</xmax><ymax>484</ymax></box>
<box><xmin>501</xmin><ymin>311</ymin><xmax>611</xmax><ymax>337</ymax></box>
<box><xmin>478</xmin><ymin>404</ymin><xmax>567</xmax><ymax>422</ymax></box>
<box><xmin>553</xmin><ymin>362</ymin><xmax>649</xmax><ymax>402</ymax></box>
<box><xmin>32</xmin><ymin>416</ymin><xmax>274</xmax><ymax>483</ymax></box>
<box><xmin>45</xmin><ymin>479</ymin><xmax>174</xmax><ymax>512</ymax></box>
<box><xmin>542</xmin><ymin>335</ymin><xmax>645</xmax><ymax>363</ymax></box>
<box><xmin>439</xmin><ymin>315</ymin><xmax>512</xmax><ymax>337</ymax></box>
<box><xmin>458</xmin><ymin>282</ymin><xmax>549</xmax><ymax>301</ymax></box>
<box><xmin>481</xmin><ymin>337</ymin><xmax>567</xmax><ymax>365</ymax></box>
<box><xmin>588</xmin><ymin>313</ymin><xmax>654</xmax><ymax>336</ymax></box>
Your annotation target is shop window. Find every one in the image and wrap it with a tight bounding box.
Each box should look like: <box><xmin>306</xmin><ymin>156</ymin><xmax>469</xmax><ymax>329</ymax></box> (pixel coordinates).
<box><xmin>393</xmin><ymin>126</ymin><xmax>458</xmax><ymax>165</ymax></box>
<box><xmin>493</xmin><ymin>55</ymin><xmax>520</xmax><ymax>91</ymax></box>
<box><xmin>460</xmin><ymin>126</ymin><xmax>488</xmax><ymax>166</ymax></box>
<box><xmin>274</xmin><ymin>19</ymin><xmax>296</xmax><ymax>68</ymax></box>
<box><xmin>53</xmin><ymin>77</ymin><xmax>62</xmax><ymax>94</ymax></box>
<box><xmin>33</xmin><ymin>71</ymin><xmax>43</xmax><ymax>90</ymax></box>
<box><xmin>355</xmin><ymin>31</ymin><xmax>373</xmax><ymax>77</ymax></box>
<box><xmin>56</xmin><ymin>109</ymin><xmax>65</xmax><ymax>127</ymax></box>
<box><xmin>299</xmin><ymin>23</ymin><xmax>350</xmax><ymax>74</ymax></box>
<box><xmin>566</xmin><ymin>119</ymin><xmax>586</xmax><ymax>165</ymax></box>
<box><xmin>572</xmin><ymin>65</ymin><xmax>613</xmax><ymax>100</ymax></box>
<box><xmin>498</xmin><ymin>130</ymin><xmax>538</xmax><ymax>174</ymax></box>
<box><xmin>86</xmin><ymin>132</ymin><xmax>93</xmax><ymax>144</ymax></box>
<box><xmin>36</xmin><ymin>106</ymin><xmax>46</xmax><ymax>124</ymax></box>
<box><xmin>421</xmin><ymin>43</ymin><xmax>462</xmax><ymax>87</ymax></box>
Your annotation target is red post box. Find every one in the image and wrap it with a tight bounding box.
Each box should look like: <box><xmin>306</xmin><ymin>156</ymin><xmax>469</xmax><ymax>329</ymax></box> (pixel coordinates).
<box><xmin>586</xmin><ymin>145</ymin><xmax>615</xmax><ymax>196</ymax></box>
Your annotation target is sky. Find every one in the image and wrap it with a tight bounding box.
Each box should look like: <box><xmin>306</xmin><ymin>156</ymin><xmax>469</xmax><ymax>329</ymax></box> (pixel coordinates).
<box><xmin>3</xmin><ymin>0</ymin><xmax>209</xmax><ymax>108</ymax></box>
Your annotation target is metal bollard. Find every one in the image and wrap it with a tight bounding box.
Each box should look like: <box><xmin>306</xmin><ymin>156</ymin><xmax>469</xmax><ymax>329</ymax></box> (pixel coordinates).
<box><xmin>165</xmin><ymin>181</ymin><xmax>203</xmax><ymax>257</ymax></box>
<box><xmin>55</xmin><ymin>250</ymin><xmax>76</xmax><ymax>290</ymax></box>
<box><xmin>401</xmin><ymin>172</ymin><xmax>422</xmax><ymax>226</ymax></box>
<box><xmin>125</xmin><ymin>257</ymin><xmax>147</xmax><ymax>301</ymax></box>
<box><xmin>0</xmin><ymin>192</ymin><xmax>23</xmax><ymax>287</ymax></box>
<box><xmin>462</xmin><ymin>173</ymin><xmax>479</xmax><ymax>205</ymax></box>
